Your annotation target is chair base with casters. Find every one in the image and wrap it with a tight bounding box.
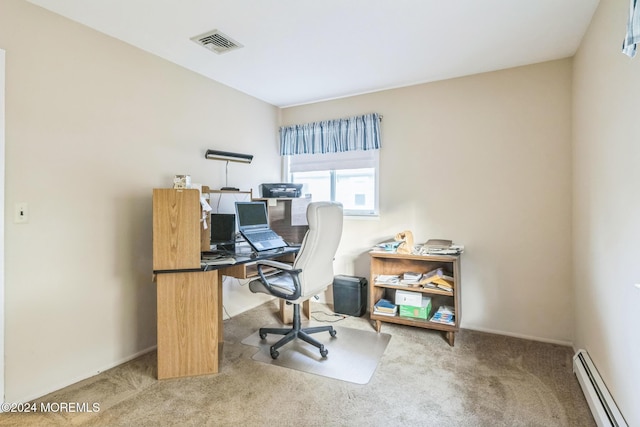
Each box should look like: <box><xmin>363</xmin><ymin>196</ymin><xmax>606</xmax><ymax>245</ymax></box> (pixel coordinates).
<box><xmin>260</xmin><ymin>302</ymin><xmax>336</xmax><ymax>359</ymax></box>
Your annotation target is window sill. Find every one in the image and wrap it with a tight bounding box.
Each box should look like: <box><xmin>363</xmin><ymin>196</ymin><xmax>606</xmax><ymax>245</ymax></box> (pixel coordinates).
<box><xmin>344</xmin><ymin>214</ymin><xmax>380</xmax><ymax>221</ymax></box>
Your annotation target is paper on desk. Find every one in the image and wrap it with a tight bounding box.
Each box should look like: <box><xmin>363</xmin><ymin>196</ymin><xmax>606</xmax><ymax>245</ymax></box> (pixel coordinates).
<box><xmin>201</xmin><ymin>257</ymin><xmax>236</xmax><ymax>266</ymax></box>
<box><xmin>200</xmin><ymin>196</ymin><xmax>213</xmax><ymax>229</ymax></box>
<box><xmin>200</xmin><ymin>196</ymin><xmax>212</xmax><ymax>212</ymax></box>
<box><xmin>291</xmin><ymin>197</ymin><xmax>311</xmax><ymax>226</ymax></box>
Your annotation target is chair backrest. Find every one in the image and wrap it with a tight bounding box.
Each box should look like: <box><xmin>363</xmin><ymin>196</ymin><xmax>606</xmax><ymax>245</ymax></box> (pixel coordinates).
<box><xmin>293</xmin><ymin>201</ymin><xmax>343</xmax><ymax>299</ymax></box>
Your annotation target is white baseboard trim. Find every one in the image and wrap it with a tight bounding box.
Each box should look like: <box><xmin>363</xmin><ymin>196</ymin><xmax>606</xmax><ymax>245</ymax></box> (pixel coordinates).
<box><xmin>462</xmin><ymin>325</ymin><xmax>573</xmax><ymax>347</ymax></box>
<box><xmin>12</xmin><ymin>345</ymin><xmax>157</xmax><ymax>405</ymax></box>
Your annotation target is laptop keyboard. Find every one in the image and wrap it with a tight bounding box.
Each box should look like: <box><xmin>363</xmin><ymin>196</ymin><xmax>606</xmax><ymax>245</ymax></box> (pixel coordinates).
<box><xmin>248</xmin><ymin>230</ymin><xmax>280</xmax><ymax>242</ymax></box>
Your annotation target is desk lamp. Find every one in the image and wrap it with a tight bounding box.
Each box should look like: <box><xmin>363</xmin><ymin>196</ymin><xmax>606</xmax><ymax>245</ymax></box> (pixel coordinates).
<box><xmin>205</xmin><ymin>149</ymin><xmax>253</xmax><ymax>191</ymax></box>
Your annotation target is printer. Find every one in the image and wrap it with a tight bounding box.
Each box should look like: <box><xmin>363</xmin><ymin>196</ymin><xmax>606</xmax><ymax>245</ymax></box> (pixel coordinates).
<box><xmin>260</xmin><ymin>183</ymin><xmax>303</xmax><ymax>198</ymax></box>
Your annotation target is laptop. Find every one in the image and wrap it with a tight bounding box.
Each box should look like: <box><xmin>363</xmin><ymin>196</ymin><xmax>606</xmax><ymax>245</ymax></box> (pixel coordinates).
<box><xmin>235</xmin><ymin>201</ymin><xmax>288</xmax><ymax>251</ymax></box>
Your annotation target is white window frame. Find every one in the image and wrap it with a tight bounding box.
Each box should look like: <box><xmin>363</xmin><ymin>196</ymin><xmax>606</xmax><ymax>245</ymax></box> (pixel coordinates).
<box><xmin>283</xmin><ymin>150</ymin><xmax>380</xmax><ymax>217</ymax></box>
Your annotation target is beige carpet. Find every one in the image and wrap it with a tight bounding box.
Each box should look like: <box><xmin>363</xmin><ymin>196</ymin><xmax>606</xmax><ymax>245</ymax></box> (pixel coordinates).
<box><xmin>242</xmin><ymin>325</ymin><xmax>391</xmax><ymax>384</ymax></box>
<box><xmin>0</xmin><ymin>301</ymin><xmax>595</xmax><ymax>427</ymax></box>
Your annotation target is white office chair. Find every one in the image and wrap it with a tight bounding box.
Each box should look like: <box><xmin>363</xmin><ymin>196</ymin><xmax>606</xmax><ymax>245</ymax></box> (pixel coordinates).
<box><xmin>248</xmin><ymin>201</ymin><xmax>343</xmax><ymax>359</ymax></box>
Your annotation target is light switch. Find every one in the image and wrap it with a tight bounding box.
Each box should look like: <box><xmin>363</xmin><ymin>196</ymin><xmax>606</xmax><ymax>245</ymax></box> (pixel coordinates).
<box><xmin>14</xmin><ymin>202</ymin><xmax>28</xmax><ymax>224</ymax></box>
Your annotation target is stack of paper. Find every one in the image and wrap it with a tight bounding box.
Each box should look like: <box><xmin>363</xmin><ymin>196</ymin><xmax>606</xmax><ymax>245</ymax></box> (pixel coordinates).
<box><xmin>375</xmin><ymin>275</ymin><xmax>400</xmax><ymax>285</ymax></box>
<box><xmin>401</xmin><ymin>271</ymin><xmax>423</xmax><ymax>285</ymax></box>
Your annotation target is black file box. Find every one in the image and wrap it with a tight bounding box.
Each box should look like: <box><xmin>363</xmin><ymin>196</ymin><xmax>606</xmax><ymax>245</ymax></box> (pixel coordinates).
<box><xmin>332</xmin><ymin>275</ymin><xmax>368</xmax><ymax>317</ymax></box>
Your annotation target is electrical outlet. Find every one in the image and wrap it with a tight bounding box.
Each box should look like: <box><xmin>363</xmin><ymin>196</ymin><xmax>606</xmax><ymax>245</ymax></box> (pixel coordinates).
<box><xmin>14</xmin><ymin>202</ymin><xmax>28</xmax><ymax>224</ymax></box>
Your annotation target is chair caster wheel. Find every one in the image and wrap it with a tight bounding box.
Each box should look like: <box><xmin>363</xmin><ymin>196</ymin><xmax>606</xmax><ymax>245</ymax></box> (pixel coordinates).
<box><xmin>320</xmin><ymin>347</ymin><xmax>328</xmax><ymax>358</ymax></box>
<box><xmin>270</xmin><ymin>349</ymin><xmax>279</xmax><ymax>359</ymax></box>
<box><xmin>329</xmin><ymin>329</ymin><xmax>337</xmax><ymax>338</ymax></box>
<box><xmin>259</xmin><ymin>332</ymin><xmax>267</xmax><ymax>340</ymax></box>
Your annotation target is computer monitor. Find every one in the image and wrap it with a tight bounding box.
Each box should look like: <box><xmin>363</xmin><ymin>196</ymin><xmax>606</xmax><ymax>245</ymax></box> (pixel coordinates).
<box><xmin>210</xmin><ymin>213</ymin><xmax>236</xmax><ymax>246</ymax></box>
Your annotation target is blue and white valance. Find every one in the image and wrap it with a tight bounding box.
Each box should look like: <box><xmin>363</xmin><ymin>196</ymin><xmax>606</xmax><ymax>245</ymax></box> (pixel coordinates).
<box><xmin>623</xmin><ymin>0</ymin><xmax>640</xmax><ymax>57</ymax></box>
<box><xmin>280</xmin><ymin>113</ymin><xmax>381</xmax><ymax>156</ymax></box>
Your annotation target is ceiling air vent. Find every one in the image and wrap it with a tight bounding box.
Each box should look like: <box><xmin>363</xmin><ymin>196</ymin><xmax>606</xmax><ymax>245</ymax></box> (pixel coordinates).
<box><xmin>191</xmin><ymin>29</ymin><xmax>243</xmax><ymax>55</ymax></box>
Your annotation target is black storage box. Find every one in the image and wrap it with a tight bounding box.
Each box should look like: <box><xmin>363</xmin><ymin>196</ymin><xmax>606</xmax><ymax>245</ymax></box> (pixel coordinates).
<box><xmin>333</xmin><ymin>275</ymin><xmax>368</xmax><ymax>317</ymax></box>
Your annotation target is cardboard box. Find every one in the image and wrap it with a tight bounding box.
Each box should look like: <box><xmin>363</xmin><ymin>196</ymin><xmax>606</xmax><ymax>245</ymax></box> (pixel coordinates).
<box><xmin>395</xmin><ymin>289</ymin><xmax>423</xmax><ymax>306</ymax></box>
<box><xmin>399</xmin><ymin>296</ymin><xmax>432</xmax><ymax>319</ymax></box>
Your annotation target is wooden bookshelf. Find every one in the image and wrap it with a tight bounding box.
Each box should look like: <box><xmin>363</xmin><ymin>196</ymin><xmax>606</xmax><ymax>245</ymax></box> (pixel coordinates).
<box><xmin>369</xmin><ymin>251</ymin><xmax>461</xmax><ymax>346</ymax></box>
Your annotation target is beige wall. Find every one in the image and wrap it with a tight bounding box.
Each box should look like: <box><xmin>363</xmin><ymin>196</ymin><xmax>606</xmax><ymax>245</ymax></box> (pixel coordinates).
<box><xmin>573</xmin><ymin>0</ymin><xmax>640</xmax><ymax>424</ymax></box>
<box><xmin>0</xmin><ymin>0</ymin><xmax>280</xmax><ymax>402</ymax></box>
<box><xmin>283</xmin><ymin>59</ymin><xmax>574</xmax><ymax>344</ymax></box>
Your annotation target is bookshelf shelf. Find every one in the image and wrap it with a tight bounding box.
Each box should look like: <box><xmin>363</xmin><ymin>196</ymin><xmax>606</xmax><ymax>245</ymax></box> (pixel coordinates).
<box><xmin>369</xmin><ymin>251</ymin><xmax>461</xmax><ymax>346</ymax></box>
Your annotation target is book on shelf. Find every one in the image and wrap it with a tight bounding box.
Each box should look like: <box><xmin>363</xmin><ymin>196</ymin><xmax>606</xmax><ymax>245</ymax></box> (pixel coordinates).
<box><xmin>373</xmin><ymin>298</ymin><xmax>398</xmax><ymax>315</ymax></box>
<box><xmin>419</xmin><ymin>281</ymin><xmax>439</xmax><ymax>290</ymax></box>
<box><xmin>419</xmin><ymin>268</ymin><xmax>454</xmax><ymax>288</ymax></box>
<box><xmin>399</xmin><ymin>271</ymin><xmax>422</xmax><ymax>286</ymax></box>
<box><xmin>403</xmin><ymin>271</ymin><xmax>422</xmax><ymax>281</ymax></box>
<box><xmin>430</xmin><ymin>305</ymin><xmax>455</xmax><ymax>325</ymax></box>
<box><xmin>372</xmin><ymin>241</ymin><xmax>402</xmax><ymax>252</ymax></box>
<box><xmin>375</xmin><ymin>274</ymin><xmax>401</xmax><ymax>285</ymax></box>
<box><xmin>421</xmin><ymin>245</ymin><xmax>464</xmax><ymax>255</ymax></box>
<box><xmin>418</xmin><ymin>239</ymin><xmax>464</xmax><ymax>255</ymax></box>
<box><xmin>435</xmin><ymin>283</ymin><xmax>453</xmax><ymax>293</ymax></box>
<box><xmin>424</xmin><ymin>239</ymin><xmax>453</xmax><ymax>249</ymax></box>
<box><xmin>421</xmin><ymin>267</ymin><xmax>448</xmax><ymax>281</ymax></box>
<box><xmin>373</xmin><ymin>309</ymin><xmax>398</xmax><ymax>317</ymax></box>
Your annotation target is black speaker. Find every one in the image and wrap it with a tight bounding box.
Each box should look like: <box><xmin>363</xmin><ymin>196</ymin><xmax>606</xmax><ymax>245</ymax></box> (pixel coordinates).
<box><xmin>332</xmin><ymin>275</ymin><xmax>368</xmax><ymax>317</ymax></box>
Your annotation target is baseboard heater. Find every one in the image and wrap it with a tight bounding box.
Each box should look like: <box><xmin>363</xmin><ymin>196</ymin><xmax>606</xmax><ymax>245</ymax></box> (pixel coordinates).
<box><xmin>573</xmin><ymin>349</ymin><xmax>628</xmax><ymax>427</ymax></box>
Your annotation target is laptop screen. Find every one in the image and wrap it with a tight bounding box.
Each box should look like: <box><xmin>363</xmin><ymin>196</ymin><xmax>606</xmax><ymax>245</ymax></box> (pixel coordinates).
<box><xmin>235</xmin><ymin>202</ymin><xmax>268</xmax><ymax>231</ymax></box>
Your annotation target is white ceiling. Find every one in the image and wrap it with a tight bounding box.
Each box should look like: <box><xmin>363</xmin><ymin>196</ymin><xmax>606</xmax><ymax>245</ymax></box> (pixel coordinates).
<box><xmin>27</xmin><ymin>0</ymin><xmax>599</xmax><ymax>108</ymax></box>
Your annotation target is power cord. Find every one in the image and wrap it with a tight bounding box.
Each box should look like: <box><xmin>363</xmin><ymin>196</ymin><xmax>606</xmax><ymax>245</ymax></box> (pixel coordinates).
<box><xmin>222</xmin><ymin>304</ymin><xmax>232</xmax><ymax>320</ymax></box>
<box><xmin>310</xmin><ymin>311</ymin><xmax>348</xmax><ymax>323</ymax></box>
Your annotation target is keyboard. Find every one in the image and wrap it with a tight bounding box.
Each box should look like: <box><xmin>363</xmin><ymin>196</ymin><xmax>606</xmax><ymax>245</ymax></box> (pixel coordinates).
<box><xmin>247</xmin><ymin>230</ymin><xmax>280</xmax><ymax>242</ymax></box>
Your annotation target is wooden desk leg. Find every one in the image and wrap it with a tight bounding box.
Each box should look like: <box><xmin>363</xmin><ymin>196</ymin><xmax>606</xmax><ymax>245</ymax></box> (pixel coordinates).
<box><xmin>218</xmin><ymin>271</ymin><xmax>224</xmax><ymax>346</ymax></box>
<box><xmin>375</xmin><ymin>320</ymin><xmax>382</xmax><ymax>333</ymax></box>
<box><xmin>302</xmin><ymin>299</ymin><xmax>310</xmax><ymax>319</ymax></box>
<box><xmin>279</xmin><ymin>300</ymin><xmax>292</xmax><ymax>324</ymax></box>
<box><xmin>279</xmin><ymin>299</ymin><xmax>312</xmax><ymax>324</ymax></box>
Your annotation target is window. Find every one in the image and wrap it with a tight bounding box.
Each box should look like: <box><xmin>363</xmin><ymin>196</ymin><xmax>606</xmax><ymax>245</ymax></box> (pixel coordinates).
<box><xmin>286</xmin><ymin>150</ymin><xmax>379</xmax><ymax>216</ymax></box>
<box><xmin>280</xmin><ymin>112</ymin><xmax>381</xmax><ymax>216</ymax></box>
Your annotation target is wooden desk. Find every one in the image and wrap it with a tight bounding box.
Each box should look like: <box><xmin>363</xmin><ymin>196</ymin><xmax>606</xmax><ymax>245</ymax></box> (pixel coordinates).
<box><xmin>152</xmin><ymin>188</ymin><xmax>304</xmax><ymax>379</ymax></box>
<box><xmin>154</xmin><ymin>247</ymin><xmax>299</xmax><ymax>380</ymax></box>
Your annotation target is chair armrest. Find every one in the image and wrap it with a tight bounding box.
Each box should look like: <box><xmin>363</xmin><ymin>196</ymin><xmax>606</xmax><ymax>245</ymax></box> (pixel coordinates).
<box><xmin>256</xmin><ymin>262</ymin><xmax>302</xmax><ymax>300</ymax></box>
<box><xmin>255</xmin><ymin>259</ymin><xmax>294</xmax><ymax>271</ymax></box>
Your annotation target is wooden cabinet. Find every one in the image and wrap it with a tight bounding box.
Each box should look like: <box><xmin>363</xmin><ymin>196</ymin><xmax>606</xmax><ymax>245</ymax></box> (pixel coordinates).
<box><xmin>156</xmin><ymin>271</ymin><xmax>219</xmax><ymax>379</ymax></box>
<box><xmin>152</xmin><ymin>188</ymin><xmax>221</xmax><ymax>379</ymax></box>
<box><xmin>152</xmin><ymin>188</ymin><xmax>202</xmax><ymax>271</ymax></box>
<box><xmin>369</xmin><ymin>251</ymin><xmax>461</xmax><ymax>346</ymax></box>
